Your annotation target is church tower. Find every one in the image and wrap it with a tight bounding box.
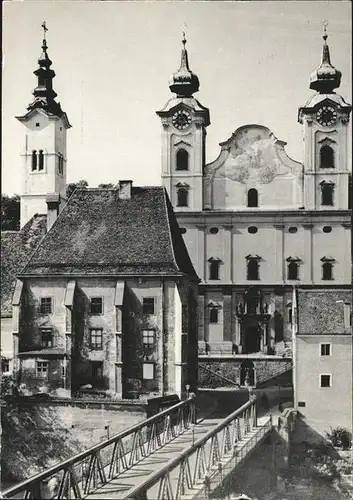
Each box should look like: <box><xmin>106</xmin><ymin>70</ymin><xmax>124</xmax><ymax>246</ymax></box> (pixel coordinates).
<box><xmin>16</xmin><ymin>23</ymin><xmax>71</xmax><ymax>228</ymax></box>
<box><xmin>298</xmin><ymin>24</ymin><xmax>351</xmax><ymax>210</ymax></box>
<box><xmin>157</xmin><ymin>34</ymin><xmax>210</xmax><ymax>211</ymax></box>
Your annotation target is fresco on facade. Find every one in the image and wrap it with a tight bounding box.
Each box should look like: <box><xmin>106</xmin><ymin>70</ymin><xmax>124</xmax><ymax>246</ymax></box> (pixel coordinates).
<box><xmin>221</xmin><ymin>126</ymin><xmax>298</xmax><ymax>185</ymax></box>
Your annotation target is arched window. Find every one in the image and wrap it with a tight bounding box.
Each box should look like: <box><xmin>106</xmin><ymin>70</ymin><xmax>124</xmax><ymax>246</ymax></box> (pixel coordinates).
<box><xmin>38</xmin><ymin>150</ymin><xmax>44</xmax><ymax>171</ymax></box>
<box><xmin>247</xmin><ymin>188</ymin><xmax>258</xmax><ymax>207</ymax></box>
<box><xmin>321</xmin><ymin>182</ymin><xmax>334</xmax><ymax>206</ymax></box>
<box><xmin>322</xmin><ymin>262</ymin><xmax>333</xmax><ymax>280</ymax></box>
<box><xmin>320</xmin><ymin>145</ymin><xmax>334</xmax><ymax>169</ymax></box>
<box><xmin>247</xmin><ymin>259</ymin><xmax>259</xmax><ymax>280</ymax></box>
<box><xmin>31</xmin><ymin>150</ymin><xmax>37</xmax><ymax>171</ymax></box>
<box><xmin>176</xmin><ymin>149</ymin><xmax>189</xmax><ymax>171</ymax></box>
<box><xmin>177</xmin><ymin>188</ymin><xmax>189</xmax><ymax>207</ymax></box>
<box><xmin>287</xmin><ymin>261</ymin><xmax>299</xmax><ymax>280</ymax></box>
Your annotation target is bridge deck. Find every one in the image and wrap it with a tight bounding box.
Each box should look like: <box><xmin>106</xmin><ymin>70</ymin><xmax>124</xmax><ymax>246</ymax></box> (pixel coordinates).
<box><xmin>84</xmin><ymin>411</ymin><xmax>275</xmax><ymax>500</ymax></box>
<box><xmin>84</xmin><ymin>417</ymin><xmax>223</xmax><ymax>499</ymax></box>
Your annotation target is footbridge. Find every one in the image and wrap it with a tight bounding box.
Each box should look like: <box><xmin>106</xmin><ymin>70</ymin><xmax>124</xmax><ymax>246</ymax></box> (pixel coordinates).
<box><xmin>2</xmin><ymin>396</ymin><xmax>274</xmax><ymax>500</ymax></box>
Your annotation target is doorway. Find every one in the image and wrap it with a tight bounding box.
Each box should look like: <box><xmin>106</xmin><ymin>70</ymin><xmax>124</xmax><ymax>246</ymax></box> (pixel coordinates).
<box><xmin>244</xmin><ymin>325</ymin><xmax>260</xmax><ymax>353</ymax></box>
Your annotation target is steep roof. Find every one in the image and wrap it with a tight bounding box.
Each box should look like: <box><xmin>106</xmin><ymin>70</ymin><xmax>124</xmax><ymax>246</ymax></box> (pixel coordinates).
<box><xmin>21</xmin><ymin>187</ymin><xmax>199</xmax><ymax>280</ymax></box>
<box><xmin>1</xmin><ymin>215</ymin><xmax>47</xmax><ymax>316</ymax></box>
<box><xmin>298</xmin><ymin>289</ymin><xmax>352</xmax><ymax>335</ymax></box>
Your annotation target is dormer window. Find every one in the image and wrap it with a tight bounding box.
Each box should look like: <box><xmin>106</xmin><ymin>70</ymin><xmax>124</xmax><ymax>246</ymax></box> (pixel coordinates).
<box><xmin>286</xmin><ymin>257</ymin><xmax>301</xmax><ymax>280</ymax></box>
<box><xmin>246</xmin><ymin>255</ymin><xmax>261</xmax><ymax>280</ymax></box>
<box><xmin>320</xmin><ymin>181</ymin><xmax>334</xmax><ymax>206</ymax></box>
<box><xmin>247</xmin><ymin>188</ymin><xmax>258</xmax><ymax>208</ymax></box>
<box><xmin>320</xmin><ymin>145</ymin><xmax>334</xmax><ymax>169</ymax></box>
<box><xmin>176</xmin><ymin>149</ymin><xmax>189</xmax><ymax>171</ymax></box>
<box><xmin>31</xmin><ymin>150</ymin><xmax>37</xmax><ymax>171</ymax></box>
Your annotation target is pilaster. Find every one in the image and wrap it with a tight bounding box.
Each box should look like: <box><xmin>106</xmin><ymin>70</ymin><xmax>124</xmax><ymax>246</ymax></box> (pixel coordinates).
<box><xmin>302</xmin><ymin>224</ymin><xmax>313</xmax><ymax>283</ymax></box>
<box><xmin>274</xmin><ymin>224</ymin><xmax>284</xmax><ymax>283</ymax></box>
<box><xmin>222</xmin><ymin>225</ymin><xmax>233</xmax><ymax>282</ymax></box>
<box><xmin>196</xmin><ymin>224</ymin><xmax>206</xmax><ymax>281</ymax></box>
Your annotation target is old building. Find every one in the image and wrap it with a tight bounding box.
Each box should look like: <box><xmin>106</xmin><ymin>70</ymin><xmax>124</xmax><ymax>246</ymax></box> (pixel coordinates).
<box><xmin>295</xmin><ymin>289</ymin><xmax>352</xmax><ymax>433</ymax></box>
<box><xmin>2</xmin><ymin>30</ymin><xmax>199</xmax><ymax>400</ymax></box>
<box><xmin>157</xmin><ymin>30</ymin><xmax>351</xmax><ymax>388</ymax></box>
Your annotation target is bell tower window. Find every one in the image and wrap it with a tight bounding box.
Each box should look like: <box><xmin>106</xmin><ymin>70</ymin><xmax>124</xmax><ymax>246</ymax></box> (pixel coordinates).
<box><xmin>320</xmin><ymin>182</ymin><xmax>334</xmax><ymax>206</ymax></box>
<box><xmin>320</xmin><ymin>145</ymin><xmax>334</xmax><ymax>169</ymax></box>
<box><xmin>31</xmin><ymin>150</ymin><xmax>37</xmax><ymax>171</ymax></box>
<box><xmin>176</xmin><ymin>149</ymin><xmax>189</xmax><ymax>171</ymax></box>
<box><xmin>177</xmin><ymin>187</ymin><xmax>189</xmax><ymax>207</ymax></box>
<box><xmin>38</xmin><ymin>150</ymin><xmax>44</xmax><ymax>171</ymax></box>
<box><xmin>247</xmin><ymin>188</ymin><xmax>258</xmax><ymax>207</ymax></box>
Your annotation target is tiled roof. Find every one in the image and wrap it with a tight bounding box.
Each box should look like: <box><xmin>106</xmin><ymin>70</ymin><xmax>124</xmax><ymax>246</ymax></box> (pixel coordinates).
<box><xmin>21</xmin><ymin>187</ymin><xmax>199</xmax><ymax>280</ymax></box>
<box><xmin>1</xmin><ymin>215</ymin><xmax>47</xmax><ymax>316</ymax></box>
<box><xmin>298</xmin><ymin>289</ymin><xmax>352</xmax><ymax>335</ymax></box>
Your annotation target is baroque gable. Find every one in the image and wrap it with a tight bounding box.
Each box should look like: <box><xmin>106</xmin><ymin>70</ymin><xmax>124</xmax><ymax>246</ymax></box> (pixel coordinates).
<box><xmin>203</xmin><ymin>125</ymin><xmax>303</xmax><ymax>210</ymax></box>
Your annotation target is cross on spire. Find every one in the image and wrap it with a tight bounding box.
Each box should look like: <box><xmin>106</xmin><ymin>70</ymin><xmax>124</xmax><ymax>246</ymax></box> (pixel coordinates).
<box><xmin>323</xmin><ymin>20</ymin><xmax>328</xmax><ymax>42</ymax></box>
<box><xmin>41</xmin><ymin>21</ymin><xmax>48</xmax><ymax>40</ymax></box>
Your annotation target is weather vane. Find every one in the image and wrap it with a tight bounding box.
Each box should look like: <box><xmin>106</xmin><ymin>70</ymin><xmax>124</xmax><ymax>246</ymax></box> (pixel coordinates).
<box><xmin>41</xmin><ymin>21</ymin><xmax>48</xmax><ymax>40</ymax></box>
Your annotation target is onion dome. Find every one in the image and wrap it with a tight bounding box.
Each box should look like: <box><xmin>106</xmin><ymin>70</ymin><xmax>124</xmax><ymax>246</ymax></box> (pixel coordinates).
<box><xmin>169</xmin><ymin>33</ymin><xmax>199</xmax><ymax>97</ymax></box>
<box><xmin>310</xmin><ymin>22</ymin><xmax>341</xmax><ymax>94</ymax></box>
<box><xmin>27</xmin><ymin>22</ymin><xmax>64</xmax><ymax>117</ymax></box>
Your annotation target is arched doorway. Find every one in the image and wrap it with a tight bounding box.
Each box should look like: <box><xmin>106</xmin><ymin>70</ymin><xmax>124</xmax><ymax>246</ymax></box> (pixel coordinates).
<box><xmin>240</xmin><ymin>360</ymin><xmax>256</xmax><ymax>386</ymax></box>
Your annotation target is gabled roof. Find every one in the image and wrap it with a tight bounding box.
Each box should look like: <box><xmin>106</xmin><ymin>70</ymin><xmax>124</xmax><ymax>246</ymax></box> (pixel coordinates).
<box><xmin>21</xmin><ymin>187</ymin><xmax>199</xmax><ymax>281</ymax></box>
<box><xmin>1</xmin><ymin>215</ymin><xmax>47</xmax><ymax>316</ymax></box>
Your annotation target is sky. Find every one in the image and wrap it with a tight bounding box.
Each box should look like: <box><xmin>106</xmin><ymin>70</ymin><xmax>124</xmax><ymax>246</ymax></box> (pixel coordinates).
<box><xmin>2</xmin><ymin>1</ymin><xmax>352</xmax><ymax>195</ymax></box>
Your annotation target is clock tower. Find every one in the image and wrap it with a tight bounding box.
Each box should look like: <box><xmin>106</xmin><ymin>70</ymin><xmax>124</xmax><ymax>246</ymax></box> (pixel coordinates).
<box><xmin>298</xmin><ymin>25</ymin><xmax>351</xmax><ymax>210</ymax></box>
<box><xmin>157</xmin><ymin>34</ymin><xmax>210</xmax><ymax>211</ymax></box>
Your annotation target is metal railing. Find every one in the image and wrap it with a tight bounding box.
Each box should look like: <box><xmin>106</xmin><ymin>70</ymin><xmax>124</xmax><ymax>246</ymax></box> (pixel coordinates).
<box><xmin>126</xmin><ymin>397</ymin><xmax>270</xmax><ymax>500</ymax></box>
<box><xmin>1</xmin><ymin>397</ymin><xmax>196</xmax><ymax>500</ymax></box>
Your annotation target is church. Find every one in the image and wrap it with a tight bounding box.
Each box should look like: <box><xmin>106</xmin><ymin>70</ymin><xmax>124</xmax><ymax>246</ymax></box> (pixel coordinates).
<box><xmin>157</xmin><ymin>28</ymin><xmax>351</xmax><ymax>429</ymax></box>
<box><xmin>1</xmin><ymin>22</ymin><xmax>351</xmax><ymax>429</ymax></box>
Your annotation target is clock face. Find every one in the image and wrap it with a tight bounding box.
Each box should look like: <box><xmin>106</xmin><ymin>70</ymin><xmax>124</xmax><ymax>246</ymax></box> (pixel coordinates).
<box><xmin>172</xmin><ymin>110</ymin><xmax>192</xmax><ymax>130</ymax></box>
<box><xmin>316</xmin><ymin>106</ymin><xmax>338</xmax><ymax>127</ymax></box>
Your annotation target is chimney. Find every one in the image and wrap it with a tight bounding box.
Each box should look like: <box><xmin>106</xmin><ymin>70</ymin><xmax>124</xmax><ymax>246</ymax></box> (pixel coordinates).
<box><xmin>46</xmin><ymin>193</ymin><xmax>60</xmax><ymax>231</ymax></box>
<box><xmin>118</xmin><ymin>180</ymin><xmax>132</xmax><ymax>200</ymax></box>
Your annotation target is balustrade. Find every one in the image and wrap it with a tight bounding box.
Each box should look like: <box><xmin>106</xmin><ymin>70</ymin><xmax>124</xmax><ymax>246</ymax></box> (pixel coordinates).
<box><xmin>126</xmin><ymin>397</ymin><xmax>271</xmax><ymax>500</ymax></box>
<box><xmin>1</xmin><ymin>397</ymin><xmax>196</xmax><ymax>500</ymax></box>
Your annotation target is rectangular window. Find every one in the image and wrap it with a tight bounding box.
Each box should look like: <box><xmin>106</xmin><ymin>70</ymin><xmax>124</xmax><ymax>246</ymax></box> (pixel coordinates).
<box><xmin>38</xmin><ymin>150</ymin><xmax>44</xmax><ymax>171</ymax></box>
<box><xmin>90</xmin><ymin>297</ymin><xmax>103</xmax><ymax>315</ymax></box>
<box><xmin>321</xmin><ymin>184</ymin><xmax>334</xmax><ymax>206</ymax></box>
<box><xmin>288</xmin><ymin>308</ymin><xmax>293</xmax><ymax>325</ymax></box>
<box><xmin>142</xmin><ymin>297</ymin><xmax>155</xmax><ymax>315</ymax></box>
<box><xmin>298</xmin><ymin>402</ymin><xmax>306</xmax><ymax>407</ymax></box>
<box><xmin>40</xmin><ymin>297</ymin><xmax>52</xmax><ymax>314</ymax></box>
<box><xmin>36</xmin><ymin>361</ymin><xmax>49</xmax><ymax>378</ymax></box>
<box><xmin>41</xmin><ymin>328</ymin><xmax>53</xmax><ymax>348</ymax></box>
<box><xmin>142</xmin><ymin>329</ymin><xmax>155</xmax><ymax>348</ymax></box>
<box><xmin>320</xmin><ymin>374</ymin><xmax>331</xmax><ymax>388</ymax></box>
<box><xmin>1</xmin><ymin>359</ymin><xmax>10</xmax><ymax>373</ymax></box>
<box><xmin>209</xmin><ymin>261</ymin><xmax>220</xmax><ymax>280</ymax></box>
<box><xmin>31</xmin><ymin>150</ymin><xmax>37</xmax><ymax>171</ymax></box>
<box><xmin>90</xmin><ymin>329</ymin><xmax>103</xmax><ymax>350</ymax></box>
<box><xmin>142</xmin><ymin>363</ymin><xmax>155</xmax><ymax>380</ymax></box>
<box><xmin>320</xmin><ymin>343</ymin><xmax>331</xmax><ymax>356</ymax></box>
<box><xmin>209</xmin><ymin>308</ymin><xmax>219</xmax><ymax>324</ymax></box>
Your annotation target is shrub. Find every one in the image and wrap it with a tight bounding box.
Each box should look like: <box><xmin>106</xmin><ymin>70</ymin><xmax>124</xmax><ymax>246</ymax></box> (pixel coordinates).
<box><xmin>326</xmin><ymin>427</ymin><xmax>352</xmax><ymax>449</ymax></box>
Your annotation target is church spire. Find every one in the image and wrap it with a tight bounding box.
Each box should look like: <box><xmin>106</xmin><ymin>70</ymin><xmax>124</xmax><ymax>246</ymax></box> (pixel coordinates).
<box><xmin>169</xmin><ymin>32</ymin><xmax>200</xmax><ymax>97</ymax></box>
<box><xmin>27</xmin><ymin>22</ymin><xmax>64</xmax><ymax>117</ymax></box>
<box><xmin>309</xmin><ymin>21</ymin><xmax>342</xmax><ymax>94</ymax></box>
